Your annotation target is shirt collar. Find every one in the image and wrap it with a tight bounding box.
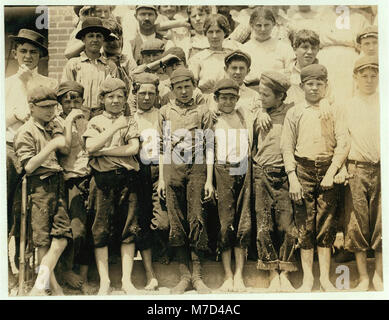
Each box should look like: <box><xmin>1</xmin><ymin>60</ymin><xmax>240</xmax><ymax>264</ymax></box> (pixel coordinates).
<box><xmin>136</xmin><ymin>107</ymin><xmax>156</xmax><ymax>115</ymax></box>
<box><xmin>80</xmin><ymin>51</ymin><xmax>105</xmax><ymax>64</ymax></box>
<box><xmin>175</xmin><ymin>98</ymin><xmax>195</xmax><ymax>108</ymax></box>
<box><xmin>31</xmin><ymin>117</ymin><xmax>54</xmax><ymax>132</ymax></box>
<box><xmin>102</xmin><ymin>111</ymin><xmax>123</xmax><ymax>119</ymax></box>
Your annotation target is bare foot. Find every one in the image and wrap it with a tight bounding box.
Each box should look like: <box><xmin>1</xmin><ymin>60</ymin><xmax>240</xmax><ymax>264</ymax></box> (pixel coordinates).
<box><xmin>122</xmin><ymin>281</ymin><xmax>138</xmax><ymax>294</ymax></box>
<box><xmin>353</xmin><ymin>277</ymin><xmax>369</xmax><ymax>291</ymax></box>
<box><xmin>170</xmin><ymin>278</ymin><xmax>191</xmax><ymax>295</ymax></box>
<box><xmin>144</xmin><ymin>278</ymin><xmax>158</xmax><ymax>291</ymax></box>
<box><xmin>51</xmin><ymin>286</ymin><xmax>65</xmax><ymax>296</ymax></box>
<box><xmin>372</xmin><ymin>272</ymin><xmax>383</xmax><ymax>291</ymax></box>
<box><xmin>319</xmin><ymin>277</ymin><xmax>337</xmax><ymax>292</ymax></box>
<box><xmin>98</xmin><ymin>280</ymin><xmax>111</xmax><ymax>296</ymax></box>
<box><xmin>280</xmin><ymin>272</ymin><xmax>295</xmax><ymax>292</ymax></box>
<box><xmin>267</xmin><ymin>274</ymin><xmax>281</xmax><ymax>292</ymax></box>
<box><xmin>29</xmin><ymin>287</ymin><xmax>49</xmax><ymax>296</ymax></box>
<box><xmin>218</xmin><ymin>277</ymin><xmax>234</xmax><ymax>292</ymax></box>
<box><xmin>62</xmin><ymin>270</ymin><xmax>83</xmax><ymax>289</ymax></box>
<box><xmin>297</xmin><ymin>275</ymin><xmax>314</xmax><ymax>293</ymax></box>
<box><xmin>233</xmin><ymin>275</ymin><xmax>247</xmax><ymax>292</ymax></box>
<box><xmin>81</xmin><ymin>282</ymin><xmax>97</xmax><ymax>295</ymax></box>
<box><xmin>193</xmin><ymin>279</ymin><xmax>212</xmax><ymax>294</ymax></box>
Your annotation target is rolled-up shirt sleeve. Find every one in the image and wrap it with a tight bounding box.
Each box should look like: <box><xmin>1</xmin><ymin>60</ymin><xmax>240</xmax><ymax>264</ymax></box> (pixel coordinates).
<box><xmin>280</xmin><ymin>107</ymin><xmax>298</xmax><ymax>173</ymax></box>
<box><xmin>14</xmin><ymin>129</ymin><xmax>36</xmax><ymax>168</ymax></box>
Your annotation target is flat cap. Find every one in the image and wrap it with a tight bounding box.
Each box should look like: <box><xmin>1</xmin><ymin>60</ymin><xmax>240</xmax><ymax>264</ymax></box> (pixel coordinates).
<box><xmin>162</xmin><ymin>47</ymin><xmax>186</xmax><ymax>65</ymax></box>
<box><xmin>214</xmin><ymin>78</ymin><xmax>240</xmax><ymax>95</ymax></box>
<box><xmin>57</xmin><ymin>81</ymin><xmax>84</xmax><ymax>101</ymax></box>
<box><xmin>135</xmin><ymin>5</ymin><xmax>158</xmax><ymax>13</ymax></box>
<box><xmin>28</xmin><ymin>86</ymin><xmax>58</xmax><ymax>107</ymax></box>
<box><xmin>140</xmin><ymin>39</ymin><xmax>165</xmax><ymax>53</ymax></box>
<box><xmin>353</xmin><ymin>55</ymin><xmax>379</xmax><ymax>73</ymax></box>
<box><xmin>170</xmin><ymin>67</ymin><xmax>194</xmax><ymax>85</ymax></box>
<box><xmin>99</xmin><ymin>78</ymin><xmax>127</xmax><ymax>96</ymax></box>
<box><xmin>133</xmin><ymin>72</ymin><xmax>160</xmax><ymax>86</ymax></box>
<box><xmin>356</xmin><ymin>25</ymin><xmax>378</xmax><ymax>44</ymax></box>
<box><xmin>260</xmin><ymin>71</ymin><xmax>291</xmax><ymax>92</ymax></box>
<box><xmin>224</xmin><ymin>50</ymin><xmax>251</xmax><ymax>68</ymax></box>
<box><xmin>300</xmin><ymin>64</ymin><xmax>328</xmax><ymax>83</ymax></box>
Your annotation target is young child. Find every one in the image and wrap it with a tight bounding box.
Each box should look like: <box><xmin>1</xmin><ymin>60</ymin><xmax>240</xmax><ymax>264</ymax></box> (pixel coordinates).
<box><xmin>280</xmin><ymin>64</ymin><xmax>349</xmax><ymax>292</ymax></box>
<box><xmin>157</xmin><ymin>67</ymin><xmax>214</xmax><ymax>294</ymax></box>
<box><xmin>83</xmin><ymin>78</ymin><xmax>157</xmax><ymax>295</ymax></box>
<box><xmin>56</xmin><ymin>81</ymin><xmax>95</xmax><ymax>294</ymax></box>
<box><xmin>212</xmin><ymin>79</ymin><xmax>252</xmax><ymax>292</ymax></box>
<box><xmin>14</xmin><ymin>86</ymin><xmax>72</xmax><ymax>296</ymax></box>
<box><xmin>6</xmin><ymin>29</ymin><xmax>58</xmax><ymax>287</ymax></box>
<box><xmin>253</xmin><ymin>71</ymin><xmax>298</xmax><ymax>292</ymax></box>
<box><xmin>133</xmin><ymin>72</ymin><xmax>170</xmax><ymax>267</ymax></box>
<box><xmin>343</xmin><ymin>56</ymin><xmax>382</xmax><ymax>291</ymax></box>
<box><xmin>62</xmin><ymin>17</ymin><xmax>118</xmax><ymax>118</ymax></box>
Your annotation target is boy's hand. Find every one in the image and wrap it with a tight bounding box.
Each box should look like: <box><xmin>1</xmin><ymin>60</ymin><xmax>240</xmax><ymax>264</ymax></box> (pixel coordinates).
<box><xmin>157</xmin><ymin>179</ymin><xmax>166</xmax><ymax>200</ymax></box>
<box><xmin>17</xmin><ymin>64</ymin><xmax>33</xmax><ymax>83</ymax></box>
<box><xmin>289</xmin><ymin>176</ymin><xmax>304</xmax><ymax>203</ymax></box>
<box><xmin>334</xmin><ymin>166</ymin><xmax>350</xmax><ymax>186</ymax></box>
<box><xmin>203</xmin><ymin>181</ymin><xmax>214</xmax><ymax>201</ymax></box>
<box><xmin>333</xmin><ymin>231</ymin><xmax>345</xmax><ymax>250</ymax></box>
<box><xmin>113</xmin><ymin>116</ymin><xmax>128</xmax><ymax>131</ymax></box>
<box><xmin>66</xmin><ymin>109</ymin><xmax>84</xmax><ymax>123</ymax></box>
<box><xmin>320</xmin><ymin>172</ymin><xmax>334</xmax><ymax>190</ymax></box>
<box><xmin>79</xmin><ymin>6</ymin><xmax>91</xmax><ymax>21</ymax></box>
<box><xmin>52</xmin><ymin>135</ymin><xmax>66</xmax><ymax>150</ymax></box>
<box><xmin>255</xmin><ymin>109</ymin><xmax>272</xmax><ymax>131</ymax></box>
<box><xmin>319</xmin><ymin>98</ymin><xmax>331</xmax><ymax>120</ymax></box>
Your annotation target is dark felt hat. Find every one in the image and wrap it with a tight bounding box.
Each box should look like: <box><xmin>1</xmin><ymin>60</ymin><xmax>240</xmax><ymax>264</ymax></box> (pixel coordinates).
<box><xmin>75</xmin><ymin>17</ymin><xmax>111</xmax><ymax>40</ymax></box>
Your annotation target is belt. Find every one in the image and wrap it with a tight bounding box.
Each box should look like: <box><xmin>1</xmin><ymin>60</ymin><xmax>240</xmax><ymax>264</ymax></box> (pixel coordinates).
<box><xmin>111</xmin><ymin>168</ymin><xmax>129</xmax><ymax>175</ymax></box>
<box><xmin>347</xmin><ymin>159</ymin><xmax>380</xmax><ymax>168</ymax></box>
<box><xmin>215</xmin><ymin>162</ymin><xmax>242</xmax><ymax>168</ymax></box>
<box><xmin>295</xmin><ymin>155</ymin><xmax>332</xmax><ymax>167</ymax></box>
<box><xmin>253</xmin><ymin>164</ymin><xmax>285</xmax><ymax>174</ymax></box>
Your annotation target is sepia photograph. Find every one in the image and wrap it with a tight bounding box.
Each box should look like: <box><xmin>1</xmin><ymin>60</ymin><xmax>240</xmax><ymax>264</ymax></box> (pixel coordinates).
<box><xmin>1</xmin><ymin>1</ymin><xmax>386</xmax><ymax>299</ymax></box>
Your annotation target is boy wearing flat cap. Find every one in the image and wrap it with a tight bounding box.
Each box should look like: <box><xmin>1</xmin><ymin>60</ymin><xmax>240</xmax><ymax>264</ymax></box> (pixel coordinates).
<box><xmin>133</xmin><ymin>73</ymin><xmax>170</xmax><ymax>269</ymax></box>
<box><xmin>83</xmin><ymin>78</ymin><xmax>156</xmax><ymax>294</ymax></box>
<box><xmin>6</xmin><ymin>30</ymin><xmax>58</xmax><ymax>248</ymax></box>
<box><xmin>212</xmin><ymin>78</ymin><xmax>252</xmax><ymax>293</ymax></box>
<box><xmin>62</xmin><ymin>17</ymin><xmax>119</xmax><ymax>119</ymax></box>
<box><xmin>56</xmin><ymin>81</ymin><xmax>95</xmax><ymax>294</ymax></box>
<box><xmin>281</xmin><ymin>64</ymin><xmax>350</xmax><ymax>292</ymax></box>
<box><xmin>157</xmin><ymin>67</ymin><xmax>214</xmax><ymax>294</ymax></box>
<box><xmin>356</xmin><ymin>25</ymin><xmax>378</xmax><ymax>57</ymax></box>
<box><xmin>14</xmin><ymin>86</ymin><xmax>71</xmax><ymax>296</ymax></box>
<box><xmin>342</xmin><ymin>56</ymin><xmax>382</xmax><ymax>291</ymax></box>
<box><xmin>253</xmin><ymin>71</ymin><xmax>298</xmax><ymax>292</ymax></box>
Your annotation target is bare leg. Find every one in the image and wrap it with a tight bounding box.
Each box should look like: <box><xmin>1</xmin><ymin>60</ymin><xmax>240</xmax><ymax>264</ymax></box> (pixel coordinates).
<box><xmin>298</xmin><ymin>248</ymin><xmax>314</xmax><ymax>292</ymax></box>
<box><xmin>354</xmin><ymin>251</ymin><xmax>369</xmax><ymax>291</ymax></box>
<box><xmin>121</xmin><ymin>243</ymin><xmax>137</xmax><ymax>294</ymax></box>
<box><xmin>95</xmin><ymin>246</ymin><xmax>111</xmax><ymax>295</ymax></box>
<box><xmin>280</xmin><ymin>271</ymin><xmax>295</xmax><ymax>292</ymax></box>
<box><xmin>372</xmin><ymin>251</ymin><xmax>383</xmax><ymax>291</ymax></box>
<box><xmin>30</xmin><ymin>239</ymin><xmax>67</xmax><ymax>296</ymax></box>
<box><xmin>233</xmin><ymin>247</ymin><xmax>247</xmax><ymax>292</ymax></box>
<box><xmin>317</xmin><ymin>246</ymin><xmax>336</xmax><ymax>291</ymax></box>
<box><xmin>79</xmin><ymin>265</ymin><xmax>95</xmax><ymax>295</ymax></box>
<box><xmin>267</xmin><ymin>269</ymin><xmax>280</xmax><ymax>291</ymax></box>
<box><xmin>218</xmin><ymin>249</ymin><xmax>234</xmax><ymax>292</ymax></box>
<box><xmin>140</xmin><ymin>249</ymin><xmax>158</xmax><ymax>290</ymax></box>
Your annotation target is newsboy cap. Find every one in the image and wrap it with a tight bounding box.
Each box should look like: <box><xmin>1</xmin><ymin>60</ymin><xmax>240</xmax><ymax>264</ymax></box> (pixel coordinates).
<box><xmin>170</xmin><ymin>67</ymin><xmax>195</xmax><ymax>85</ymax></box>
<box><xmin>133</xmin><ymin>72</ymin><xmax>160</xmax><ymax>86</ymax></box>
<box><xmin>98</xmin><ymin>78</ymin><xmax>127</xmax><ymax>96</ymax></box>
<box><xmin>356</xmin><ymin>25</ymin><xmax>378</xmax><ymax>44</ymax></box>
<box><xmin>353</xmin><ymin>55</ymin><xmax>379</xmax><ymax>73</ymax></box>
<box><xmin>300</xmin><ymin>64</ymin><xmax>328</xmax><ymax>83</ymax></box>
<box><xmin>260</xmin><ymin>71</ymin><xmax>291</xmax><ymax>92</ymax></box>
<box><xmin>140</xmin><ymin>39</ymin><xmax>165</xmax><ymax>53</ymax></box>
<box><xmin>224</xmin><ymin>50</ymin><xmax>252</xmax><ymax>68</ymax></box>
<box><xmin>57</xmin><ymin>81</ymin><xmax>85</xmax><ymax>101</ymax></box>
<box><xmin>28</xmin><ymin>86</ymin><xmax>58</xmax><ymax>107</ymax></box>
<box><xmin>214</xmin><ymin>78</ymin><xmax>240</xmax><ymax>95</ymax></box>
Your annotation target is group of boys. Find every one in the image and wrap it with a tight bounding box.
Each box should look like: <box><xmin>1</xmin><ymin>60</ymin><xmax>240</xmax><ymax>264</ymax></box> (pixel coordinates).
<box><xmin>5</xmin><ymin>5</ymin><xmax>382</xmax><ymax>296</ymax></box>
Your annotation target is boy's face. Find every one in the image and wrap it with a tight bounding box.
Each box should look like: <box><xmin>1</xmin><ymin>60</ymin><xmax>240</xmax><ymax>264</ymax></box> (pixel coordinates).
<box><xmin>251</xmin><ymin>16</ymin><xmax>274</xmax><ymax>42</ymax></box>
<box><xmin>189</xmin><ymin>8</ymin><xmax>207</xmax><ymax>34</ymax></box>
<box><xmin>215</xmin><ymin>93</ymin><xmax>239</xmax><ymax>114</ymax></box>
<box><xmin>137</xmin><ymin>83</ymin><xmax>157</xmax><ymax>111</ymax></box>
<box><xmin>301</xmin><ymin>79</ymin><xmax>327</xmax><ymax>104</ymax></box>
<box><xmin>13</xmin><ymin>42</ymin><xmax>40</xmax><ymax>70</ymax></box>
<box><xmin>83</xmin><ymin>32</ymin><xmax>104</xmax><ymax>53</ymax></box>
<box><xmin>172</xmin><ymin>79</ymin><xmax>194</xmax><ymax>104</ymax></box>
<box><xmin>295</xmin><ymin>42</ymin><xmax>319</xmax><ymax>69</ymax></box>
<box><xmin>354</xmin><ymin>67</ymin><xmax>378</xmax><ymax>95</ymax></box>
<box><xmin>141</xmin><ymin>51</ymin><xmax>163</xmax><ymax>64</ymax></box>
<box><xmin>258</xmin><ymin>83</ymin><xmax>282</xmax><ymax>109</ymax></box>
<box><xmin>136</xmin><ymin>9</ymin><xmax>157</xmax><ymax>31</ymax></box>
<box><xmin>225</xmin><ymin>60</ymin><xmax>249</xmax><ymax>86</ymax></box>
<box><xmin>103</xmin><ymin>88</ymin><xmax>126</xmax><ymax>114</ymax></box>
<box><xmin>90</xmin><ymin>6</ymin><xmax>111</xmax><ymax>19</ymax></box>
<box><xmin>165</xmin><ymin>60</ymin><xmax>184</xmax><ymax>77</ymax></box>
<box><xmin>159</xmin><ymin>6</ymin><xmax>177</xmax><ymax>20</ymax></box>
<box><xmin>60</xmin><ymin>91</ymin><xmax>84</xmax><ymax>116</ymax></box>
<box><xmin>360</xmin><ymin>37</ymin><xmax>378</xmax><ymax>56</ymax></box>
<box><xmin>103</xmin><ymin>35</ymin><xmax>123</xmax><ymax>55</ymax></box>
<box><xmin>30</xmin><ymin>103</ymin><xmax>56</xmax><ymax>124</ymax></box>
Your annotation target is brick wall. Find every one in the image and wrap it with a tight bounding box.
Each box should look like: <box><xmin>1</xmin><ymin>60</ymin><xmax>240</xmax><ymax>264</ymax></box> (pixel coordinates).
<box><xmin>48</xmin><ymin>6</ymin><xmax>76</xmax><ymax>83</ymax></box>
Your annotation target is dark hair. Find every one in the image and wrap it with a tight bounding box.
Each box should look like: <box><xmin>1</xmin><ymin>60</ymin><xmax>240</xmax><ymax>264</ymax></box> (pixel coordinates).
<box><xmin>171</xmin><ymin>78</ymin><xmax>196</xmax><ymax>89</ymax></box>
<box><xmin>14</xmin><ymin>40</ymin><xmax>43</xmax><ymax>57</ymax></box>
<box><xmin>225</xmin><ymin>55</ymin><xmax>250</xmax><ymax>69</ymax></box>
<box><xmin>203</xmin><ymin>14</ymin><xmax>231</xmax><ymax>38</ymax></box>
<box><xmin>58</xmin><ymin>90</ymin><xmax>83</xmax><ymax>103</ymax></box>
<box><xmin>103</xmin><ymin>18</ymin><xmax>123</xmax><ymax>37</ymax></box>
<box><xmin>291</xmin><ymin>29</ymin><xmax>320</xmax><ymax>50</ymax></box>
<box><xmin>273</xmin><ymin>90</ymin><xmax>287</xmax><ymax>102</ymax></box>
<box><xmin>132</xmin><ymin>79</ymin><xmax>160</xmax><ymax>96</ymax></box>
<box><xmin>249</xmin><ymin>7</ymin><xmax>276</xmax><ymax>26</ymax></box>
<box><xmin>187</xmin><ymin>5</ymin><xmax>211</xmax><ymax>16</ymax></box>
